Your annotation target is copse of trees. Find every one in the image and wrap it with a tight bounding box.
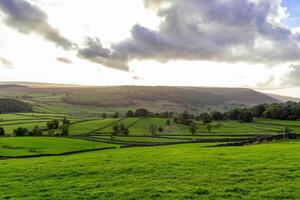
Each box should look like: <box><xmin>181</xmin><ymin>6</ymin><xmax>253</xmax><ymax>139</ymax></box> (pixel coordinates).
<box><xmin>224</xmin><ymin>108</ymin><xmax>254</xmax><ymax>123</ymax></box>
<box><xmin>0</xmin><ymin>98</ymin><xmax>32</xmax><ymax>113</ymax></box>
<box><xmin>255</xmin><ymin>102</ymin><xmax>300</xmax><ymax>120</ymax></box>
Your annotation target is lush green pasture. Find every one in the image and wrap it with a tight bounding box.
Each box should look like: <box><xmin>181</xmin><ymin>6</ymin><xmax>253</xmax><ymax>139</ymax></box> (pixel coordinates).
<box><xmin>1</xmin><ymin>141</ymin><xmax>300</xmax><ymax>199</ymax></box>
<box><xmin>0</xmin><ymin>137</ymin><xmax>116</xmax><ymax>157</ymax></box>
<box><xmin>2</xmin><ymin>122</ymin><xmax>48</xmax><ymax>134</ymax></box>
<box><xmin>195</xmin><ymin>120</ymin><xmax>288</xmax><ymax>134</ymax></box>
<box><xmin>33</xmin><ymin>103</ymin><xmax>132</xmax><ymax>115</ymax></box>
<box><xmin>70</xmin><ymin>118</ymin><xmax>122</xmax><ymax>135</ymax></box>
<box><xmin>255</xmin><ymin>118</ymin><xmax>300</xmax><ymax>127</ymax></box>
<box><xmin>90</xmin><ymin>135</ymin><xmax>187</xmax><ymax>143</ymax></box>
<box><xmin>98</xmin><ymin>118</ymin><xmax>141</xmax><ymax>133</ymax></box>
<box><xmin>126</xmin><ymin>118</ymin><xmax>168</xmax><ymax>135</ymax></box>
<box><xmin>0</xmin><ymin>114</ymin><xmax>36</xmax><ymax>121</ymax></box>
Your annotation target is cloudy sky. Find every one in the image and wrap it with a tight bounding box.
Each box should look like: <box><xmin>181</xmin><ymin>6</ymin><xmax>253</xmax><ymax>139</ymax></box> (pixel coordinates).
<box><xmin>0</xmin><ymin>0</ymin><xmax>299</xmax><ymax>97</ymax></box>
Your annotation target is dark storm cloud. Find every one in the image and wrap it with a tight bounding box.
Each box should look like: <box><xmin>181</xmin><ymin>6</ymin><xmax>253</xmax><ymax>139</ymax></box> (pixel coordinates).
<box><xmin>56</xmin><ymin>57</ymin><xmax>73</xmax><ymax>64</ymax></box>
<box><xmin>0</xmin><ymin>0</ymin><xmax>73</xmax><ymax>50</ymax></box>
<box><xmin>0</xmin><ymin>57</ymin><xmax>13</xmax><ymax>68</ymax></box>
<box><xmin>79</xmin><ymin>0</ymin><xmax>300</xmax><ymax>70</ymax></box>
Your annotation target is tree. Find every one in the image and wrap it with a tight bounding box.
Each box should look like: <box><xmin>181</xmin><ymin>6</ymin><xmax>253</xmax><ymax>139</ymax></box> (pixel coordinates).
<box><xmin>158</xmin><ymin>126</ymin><xmax>164</xmax><ymax>133</ymax></box>
<box><xmin>189</xmin><ymin>123</ymin><xmax>197</xmax><ymax>135</ymax></box>
<box><xmin>61</xmin><ymin>125</ymin><xmax>69</xmax><ymax>136</ymax></box>
<box><xmin>102</xmin><ymin>113</ymin><xmax>107</xmax><ymax>118</ymax></box>
<box><xmin>135</xmin><ymin>108</ymin><xmax>149</xmax><ymax>118</ymax></box>
<box><xmin>47</xmin><ymin>120</ymin><xmax>59</xmax><ymax>136</ymax></box>
<box><xmin>227</xmin><ymin>108</ymin><xmax>241</xmax><ymax>120</ymax></box>
<box><xmin>252</xmin><ymin>104</ymin><xmax>266</xmax><ymax>118</ymax></box>
<box><xmin>181</xmin><ymin>111</ymin><xmax>190</xmax><ymax>120</ymax></box>
<box><xmin>53</xmin><ymin>119</ymin><xmax>59</xmax><ymax>129</ymax></box>
<box><xmin>201</xmin><ymin>113</ymin><xmax>212</xmax><ymax>124</ymax></box>
<box><xmin>149</xmin><ymin>124</ymin><xmax>158</xmax><ymax>136</ymax></box>
<box><xmin>112</xmin><ymin>112</ymin><xmax>120</xmax><ymax>118</ymax></box>
<box><xmin>123</xmin><ymin>128</ymin><xmax>129</xmax><ymax>136</ymax></box>
<box><xmin>13</xmin><ymin>127</ymin><xmax>28</xmax><ymax>136</ymax></box>
<box><xmin>62</xmin><ymin>117</ymin><xmax>70</xmax><ymax>126</ymax></box>
<box><xmin>0</xmin><ymin>127</ymin><xmax>4</xmax><ymax>136</ymax></box>
<box><xmin>126</xmin><ymin>110</ymin><xmax>135</xmax><ymax>117</ymax></box>
<box><xmin>238</xmin><ymin>110</ymin><xmax>253</xmax><ymax>123</ymax></box>
<box><xmin>32</xmin><ymin>125</ymin><xmax>42</xmax><ymax>136</ymax></box>
<box><xmin>166</xmin><ymin>120</ymin><xmax>171</xmax><ymax>126</ymax></box>
<box><xmin>116</xmin><ymin>123</ymin><xmax>130</xmax><ymax>136</ymax></box>
<box><xmin>211</xmin><ymin>112</ymin><xmax>223</xmax><ymax>121</ymax></box>
<box><xmin>112</xmin><ymin>124</ymin><xmax>120</xmax><ymax>137</ymax></box>
<box><xmin>206</xmin><ymin>124</ymin><xmax>212</xmax><ymax>132</ymax></box>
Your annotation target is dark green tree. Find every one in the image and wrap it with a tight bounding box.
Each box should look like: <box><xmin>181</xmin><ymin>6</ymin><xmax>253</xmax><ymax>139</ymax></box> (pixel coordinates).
<box><xmin>13</xmin><ymin>127</ymin><xmax>28</xmax><ymax>136</ymax></box>
<box><xmin>61</xmin><ymin>125</ymin><xmax>69</xmax><ymax>136</ymax></box>
<box><xmin>126</xmin><ymin>110</ymin><xmax>135</xmax><ymax>117</ymax></box>
<box><xmin>189</xmin><ymin>123</ymin><xmax>197</xmax><ymax>135</ymax></box>
<box><xmin>32</xmin><ymin>125</ymin><xmax>42</xmax><ymax>136</ymax></box>
<box><xmin>112</xmin><ymin>112</ymin><xmax>120</xmax><ymax>118</ymax></box>
<box><xmin>0</xmin><ymin>127</ymin><xmax>4</xmax><ymax>136</ymax></box>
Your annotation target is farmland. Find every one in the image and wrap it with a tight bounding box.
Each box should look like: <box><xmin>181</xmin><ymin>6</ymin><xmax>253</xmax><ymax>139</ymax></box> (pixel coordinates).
<box><xmin>0</xmin><ymin>96</ymin><xmax>300</xmax><ymax>199</ymax></box>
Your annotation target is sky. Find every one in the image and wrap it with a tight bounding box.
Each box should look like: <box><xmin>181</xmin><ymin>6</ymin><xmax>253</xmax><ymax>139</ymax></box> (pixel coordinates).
<box><xmin>0</xmin><ymin>0</ymin><xmax>299</xmax><ymax>98</ymax></box>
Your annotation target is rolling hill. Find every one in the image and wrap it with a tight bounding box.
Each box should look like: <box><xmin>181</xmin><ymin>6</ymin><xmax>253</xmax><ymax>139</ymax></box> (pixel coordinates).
<box><xmin>0</xmin><ymin>82</ymin><xmax>282</xmax><ymax>113</ymax></box>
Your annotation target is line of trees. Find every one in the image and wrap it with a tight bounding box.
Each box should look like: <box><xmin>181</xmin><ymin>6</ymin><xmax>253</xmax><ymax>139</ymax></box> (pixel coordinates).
<box><xmin>0</xmin><ymin>98</ymin><xmax>32</xmax><ymax>114</ymax></box>
<box><xmin>10</xmin><ymin>117</ymin><xmax>71</xmax><ymax>137</ymax></box>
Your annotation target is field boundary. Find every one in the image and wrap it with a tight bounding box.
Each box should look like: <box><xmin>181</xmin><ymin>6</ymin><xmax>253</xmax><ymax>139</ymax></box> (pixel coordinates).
<box><xmin>0</xmin><ymin>146</ymin><xmax>117</xmax><ymax>160</ymax></box>
<box><xmin>213</xmin><ymin>133</ymin><xmax>300</xmax><ymax>147</ymax></box>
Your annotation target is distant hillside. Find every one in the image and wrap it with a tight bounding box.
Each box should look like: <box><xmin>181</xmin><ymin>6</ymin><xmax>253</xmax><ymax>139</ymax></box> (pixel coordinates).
<box><xmin>265</xmin><ymin>93</ymin><xmax>300</xmax><ymax>103</ymax></box>
<box><xmin>0</xmin><ymin>83</ymin><xmax>281</xmax><ymax>113</ymax></box>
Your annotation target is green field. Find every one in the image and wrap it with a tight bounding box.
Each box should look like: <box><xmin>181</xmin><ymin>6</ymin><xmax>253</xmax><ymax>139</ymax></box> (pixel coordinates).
<box><xmin>0</xmin><ymin>137</ymin><xmax>117</xmax><ymax>157</ymax></box>
<box><xmin>69</xmin><ymin>118</ymin><xmax>123</xmax><ymax>135</ymax></box>
<box><xmin>1</xmin><ymin>111</ymin><xmax>300</xmax><ymax>199</ymax></box>
<box><xmin>1</xmin><ymin>141</ymin><xmax>300</xmax><ymax>199</ymax></box>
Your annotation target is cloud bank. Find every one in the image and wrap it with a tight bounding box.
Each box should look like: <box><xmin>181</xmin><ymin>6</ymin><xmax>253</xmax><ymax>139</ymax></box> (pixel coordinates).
<box><xmin>78</xmin><ymin>0</ymin><xmax>300</xmax><ymax>71</ymax></box>
<box><xmin>0</xmin><ymin>0</ymin><xmax>73</xmax><ymax>50</ymax></box>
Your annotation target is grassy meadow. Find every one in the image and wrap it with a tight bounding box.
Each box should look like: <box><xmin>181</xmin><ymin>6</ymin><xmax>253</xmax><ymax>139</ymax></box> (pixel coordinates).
<box><xmin>1</xmin><ymin>142</ymin><xmax>300</xmax><ymax>199</ymax></box>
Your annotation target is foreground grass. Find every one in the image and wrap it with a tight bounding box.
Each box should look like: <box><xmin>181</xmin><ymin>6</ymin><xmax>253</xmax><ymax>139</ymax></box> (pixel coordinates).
<box><xmin>1</xmin><ymin>142</ymin><xmax>300</xmax><ymax>199</ymax></box>
<box><xmin>0</xmin><ymin>137</ymin><xmax>117</xmax><ymax>157</ymax></box>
